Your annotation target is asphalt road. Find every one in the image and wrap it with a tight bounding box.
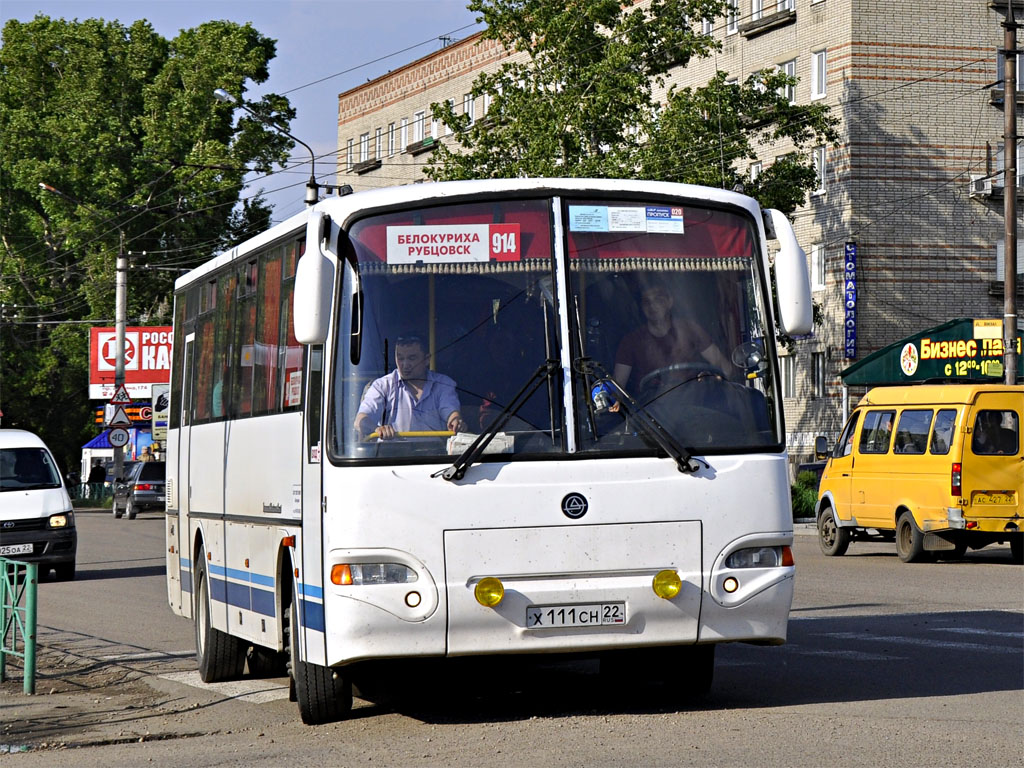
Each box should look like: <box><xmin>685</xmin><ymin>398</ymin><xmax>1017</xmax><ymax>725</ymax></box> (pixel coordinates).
<box><xmin>2</xmin><ymin>508</ymin><xmax>1021</xmax><ymax>767</ymax></box>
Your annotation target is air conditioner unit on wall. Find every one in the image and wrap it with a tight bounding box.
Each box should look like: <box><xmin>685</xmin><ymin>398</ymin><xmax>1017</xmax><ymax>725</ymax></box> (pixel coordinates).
<box><xmin>969</xmin><ymin>174</ymin><xmax>993</xmax><ymax>198</ymax></box>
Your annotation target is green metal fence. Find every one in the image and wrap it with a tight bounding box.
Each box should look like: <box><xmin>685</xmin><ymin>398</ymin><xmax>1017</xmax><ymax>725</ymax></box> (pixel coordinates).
<box><xmin>0</xmin><ymin>557</ymin><xmax>37</xmax><ymax>695</ymax></box>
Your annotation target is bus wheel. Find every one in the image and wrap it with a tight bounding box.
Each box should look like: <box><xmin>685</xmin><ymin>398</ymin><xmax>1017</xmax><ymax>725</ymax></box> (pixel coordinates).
<box><xmin>285</xmin><ymin>602</ymin><xmax>352</xmax><ymax>724</ymax></box>
<box><xmin>194</xmin><ymin>552</ymin><xmax>246</xmax><ymax>682</ymax></box>
<box><xmin>817</xmin><ymin>507</ymin><xmax>850</xmax><ymax>557</ymax></box>
<box><xmin>896</xmin><ymin>512</ymin><xmax>928</xmax><ymax>563</ymax></box>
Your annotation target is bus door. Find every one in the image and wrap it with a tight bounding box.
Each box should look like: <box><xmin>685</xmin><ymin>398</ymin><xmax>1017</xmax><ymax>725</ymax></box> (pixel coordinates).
<box><xmin>178</xmin><ymin>334</ymin><xmax>195</xmax><ymax>609</ymax></box>
<box><xmin>298</xmin><ymin>344</ymin><xmax>327</xmax><ymax>665</ymax></box>
<box><xmin>963</xmin><ymin>392</ymin><xmax>1023</xmax><ymax>524</ymax></box>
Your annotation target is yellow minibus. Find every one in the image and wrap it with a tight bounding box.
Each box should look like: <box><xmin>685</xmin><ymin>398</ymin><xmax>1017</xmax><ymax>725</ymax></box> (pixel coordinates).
<box><xmin>814</xmin><ymin>384</ymin><xmax>1023</xmax><ymax>563</ymax></box>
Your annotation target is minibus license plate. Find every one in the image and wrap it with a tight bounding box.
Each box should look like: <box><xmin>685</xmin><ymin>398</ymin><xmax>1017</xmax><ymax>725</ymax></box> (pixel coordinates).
<box><xmin>973</xmin><ymin>492</ymin><xmax>1014</xmax><ymax>505</ymax></box>
<box><xmin>0</xmin><ymin>543</ymin><xmax>33</xmax><ymax>556</ymax></box>
<box><xmin>526</xmin><ymin>602</ymin><xmax>625</xmax><ymax>628</ymax></box>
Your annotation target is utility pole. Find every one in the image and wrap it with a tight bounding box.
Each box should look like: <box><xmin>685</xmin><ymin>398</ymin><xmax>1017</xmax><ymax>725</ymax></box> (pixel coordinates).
<box><xmin>113</xmin><ymin>229</ymin><xmax>127</xmax><ymax>486</ymax></box>
<box><xmin>1004</xmin><ymin>0</ymin><xmax>1019</xmax><ymax>384</ymax></box>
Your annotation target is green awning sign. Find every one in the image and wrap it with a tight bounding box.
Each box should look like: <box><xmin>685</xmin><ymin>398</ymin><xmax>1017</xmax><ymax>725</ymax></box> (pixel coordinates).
<box><xmin>840</xmin><ymin>318</ymin><xmax>1023</xmax><ymax>386</ymax></box>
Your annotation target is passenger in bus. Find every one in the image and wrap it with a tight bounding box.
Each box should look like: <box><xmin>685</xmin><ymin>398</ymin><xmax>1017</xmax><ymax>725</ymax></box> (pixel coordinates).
<box><xmin>354</xmin><ymin>334</ymin><xmax>466</xmax><ymax>440</ymax></box>
<box><xmin>612</xmin><ymin>283</ymin><xmax>731</xmax><ymax>392</ymax></box>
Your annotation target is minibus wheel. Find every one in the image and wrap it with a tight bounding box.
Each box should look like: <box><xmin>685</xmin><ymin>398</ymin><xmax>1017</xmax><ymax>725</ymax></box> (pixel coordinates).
<box><xmin>896</xmin><ymin>512</ymin><xmax>929</xmax><ymax>563</ymax></box>
<box><xmin>1011</xmin><ymin>535</ymin><xmax>1022</xmax><ymax>564</ymax></box>
<box><xmin>817</xmin><ymin>506</ymin><xmax>850</xmax><ymax>556</ymax></box>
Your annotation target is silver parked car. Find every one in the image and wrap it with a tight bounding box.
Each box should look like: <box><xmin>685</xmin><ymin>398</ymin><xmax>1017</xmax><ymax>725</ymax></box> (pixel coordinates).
<box><xmin>113</xmin><ymin>461</ymin><xmax>165</xmax><ymax>519</ymax></box>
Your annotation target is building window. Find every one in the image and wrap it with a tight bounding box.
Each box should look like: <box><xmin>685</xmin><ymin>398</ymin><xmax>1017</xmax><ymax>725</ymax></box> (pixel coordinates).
<box><xmin>811</xmin><ymin>352</ymin><xmax>825</xmax><ymax>398</ymax></box>
<box><xmin>431</xmin><ymin>107</ymin><xmax>440</xmax><ymax>139</ymax></box>
<box><xmin>412</xmin><ymin>111</ymin><xmax>425</xmax><ymax>143</ymax></box>
<box><xmin>346</xmin><ymin>138</ymin><xmax>354</xmax><ymax>171</ymax></box>
<box><xmin>702</xmin><ymin>18</ymin><xmax>714</xmax><ymax>35</ymax></box>
<box><xmin>375</xmin><ymin>128</ymin><xmax>382</xmax><ymax>160</ymax></box>
<box><xmin>813</xmin><ymin>145</ymin><xmax>826</xmax><ymax>194</ymax></box>
<box><xmin>464</xmin><ymin>93</ymin><xmax>475</xmax><ymax>126</ymax></box>
<box><xmin>359</xmin><ymin>132</ymin><xmax>369</xmax><ymax>163</ymax></box>
<box><xmin>752</xmin><ymin>0</ymin><xmax>763</xmax><ymax>21</ymax></box>
<box><xmin>750</xmin><ymin>161</ymin><xmax>762</xmax><ymax>182</ymax></box>
<box><xmin>811</xmin><ymin>49</ymin><xmax>827</xmax><ymax>99</ymax></box>
<box><xmin>996</xmin><ymin>50</ymin><xmax>1024</xmax><ymax>89</ymax></box>
<box><xmin>777</xmin><ymin>59</ymin><xmax>796</xmax><ymax>103</ymax></box>
<box><xmin>727</xmin><ymin>0</ymin><xmax>738</xmax><ymax>34</ymax></box>
<box><xmin>387</xmin><ymin>123</ymin><xmax>395</xmax><ymax>156</ymax></box>
<box><xmin>781</xmin><ymin>355</ymin><xmax>796</xmax><ymax>399</ymax></box>
<box><xmin>483</xmin><ymin>92</ymin><xmax>493</xmax><ymax>115</ymax></box>
<box><xmin>400</xmin><ymin>117</ymin><xmax>409</xmax><ymax>150</ymax></box>
<box><xmin>778</xmin><ymin>0</ymin><xmax>794</xmax><ymax>10</ymax></box>
<box><xmin>810</xmin><ymin>243</ymin><xmax>825</xmax><ymax>290</ymax></box>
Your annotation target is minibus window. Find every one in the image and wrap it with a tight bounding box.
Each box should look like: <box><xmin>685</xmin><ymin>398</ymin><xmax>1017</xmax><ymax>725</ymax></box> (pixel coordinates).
<box><xmin>894</xmin><ymin>410</ymin><xmax>932</xmax><ymax>454</ymax></box>
<box><xmin>859</xmin><ymin>410</ymin><xmax>895</xmax><ymax>454</ymax></box>
<box><xmin>834</xmin><ymin>412</ymin><xmax>859</xmax><ymax>458</ymax></box>
<box><xmin>972</xmin><ymin>410</ymin><xmax>1019</xmax><ymax>455</ymax></box>
<box><xmin>929</xmin><ymin>409</ymin><xmax>957</xmax><ymax>455</ymax></box>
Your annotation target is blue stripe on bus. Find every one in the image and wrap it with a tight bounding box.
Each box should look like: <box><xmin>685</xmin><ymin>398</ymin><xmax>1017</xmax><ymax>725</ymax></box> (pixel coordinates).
<box><xmin>297</xmin><ymin>581</ymin><xmax>323</xmax><ymax>601</ymax></box>
<box><xmin>251</xmin><ymin>587</ymin><xmax>276</xmax><ymax>617</ymax></box>
<box><xmin>210</xmin><ymin>576</ymin><xmax>277</xmax><ymax>617</ymax></box>
<box><xmin>181</xmin><ymin>569</ymin><xmax>192</xmax><ymax>595</ymax></box>
<box><xmin>300</xmin><ymin>598</ymin><xmax>325</xmax><ymax>633</ymax></box>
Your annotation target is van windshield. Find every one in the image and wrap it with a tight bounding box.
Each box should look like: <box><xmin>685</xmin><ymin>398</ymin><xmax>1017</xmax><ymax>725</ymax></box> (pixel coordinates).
<box><xmin>0</xmin><ymin>448</ymin><xmax>62</xmax><ymax>491</ymax></box>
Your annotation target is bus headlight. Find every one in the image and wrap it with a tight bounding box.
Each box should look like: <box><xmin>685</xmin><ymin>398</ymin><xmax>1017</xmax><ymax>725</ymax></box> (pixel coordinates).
<box><xmin>725</xmin><ymin>546</ymin><xmax>793</xmax><ymax>568</ymax></box>
<box><xmin>330</xmin><ymin>563</ymin><xmax>418</xmax><ymax>586</ymax></box>
<box><xmin>652</xmin><ymin>569</ymin><xmax>682</xmax><ymax>599</ymax></box>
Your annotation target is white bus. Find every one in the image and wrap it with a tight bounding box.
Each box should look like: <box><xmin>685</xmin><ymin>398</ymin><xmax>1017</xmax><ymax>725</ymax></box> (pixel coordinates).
<box><xmin>165</xmin><ymin>178</ymin><xmax>812</xmax><ymax>724</ymax></box>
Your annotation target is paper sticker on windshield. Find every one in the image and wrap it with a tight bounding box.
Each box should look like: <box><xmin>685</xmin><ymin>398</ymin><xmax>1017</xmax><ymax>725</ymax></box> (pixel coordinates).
<box><xmin>569</xmin><ymin>205</ymin><xmax>684</xmax><ymax>234</ymax></box>
<box><xmin>387</xmin><ymin>224</ymin><xmax>520</xmax><ymax>264</ymax></box>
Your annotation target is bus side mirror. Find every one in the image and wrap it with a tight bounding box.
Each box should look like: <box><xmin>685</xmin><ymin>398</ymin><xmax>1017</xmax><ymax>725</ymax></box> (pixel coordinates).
<box><xmin>767</xmin><ymin>209</ymin><xmax>813</xmax><ymax>336</ymax></box>
<box><xmin>295</xmin><ymin>212</ymin><xmax>335</xmax><ymax>345</ymax></box>
<box><xmin>814</xmin><ymin>435</ymin><xmax>829</xmax><ymax>459</ymax></box>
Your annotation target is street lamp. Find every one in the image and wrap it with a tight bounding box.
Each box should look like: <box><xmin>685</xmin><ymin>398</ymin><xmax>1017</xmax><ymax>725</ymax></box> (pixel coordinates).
<box><xmin>213</xmin><ymin>88</ymin><xmax>319</xmax><ymax>207</ymax></box>
<box><xmin>39</xmin><ymin>183</ymin><xmax>129</xmax><ymax>485</ymax></box>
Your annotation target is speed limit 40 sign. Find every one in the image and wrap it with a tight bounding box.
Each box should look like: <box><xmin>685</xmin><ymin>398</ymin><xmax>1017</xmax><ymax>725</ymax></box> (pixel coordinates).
<box><xmin>108</xmin><ymin>427</ymin><xmax>130</xmax><ymax>448</ymax></box>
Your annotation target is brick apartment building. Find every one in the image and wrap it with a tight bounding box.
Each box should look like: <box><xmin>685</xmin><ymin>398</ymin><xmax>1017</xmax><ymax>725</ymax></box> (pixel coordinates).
<box><xmin>335</xmin><ymin>0</ymin><xmax>1024</xmax><ymax>463</ymax></box>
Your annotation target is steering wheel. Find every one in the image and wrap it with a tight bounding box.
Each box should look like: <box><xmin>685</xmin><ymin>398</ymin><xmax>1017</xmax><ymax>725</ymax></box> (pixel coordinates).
<box><xmin>637</xmin><ymin>363</ymin><xmax>727</xmax><ymax>394</ymax></box>
<box><xmin>363</xmin><ymin>430</ymin><xmax>453</xmax><ymax>442</ymax></box>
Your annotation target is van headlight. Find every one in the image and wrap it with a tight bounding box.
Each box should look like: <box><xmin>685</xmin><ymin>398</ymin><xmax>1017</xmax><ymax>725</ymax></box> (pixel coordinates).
<box><xmin>725</xmin><ymin>546</ymin><xmax>792</xmax><ymax>568</ymax></box>
<box><xmin>48</xmin><ymin>511</ymin><xmax>73</xmax><ymax>529</ymax></box>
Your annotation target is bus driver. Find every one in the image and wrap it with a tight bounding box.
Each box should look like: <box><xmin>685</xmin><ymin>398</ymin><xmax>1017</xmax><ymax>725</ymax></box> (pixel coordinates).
<box><xmin>354</xmin><ymin>334</ymin><xmax>466</xmax><ymax>440</ymax></box>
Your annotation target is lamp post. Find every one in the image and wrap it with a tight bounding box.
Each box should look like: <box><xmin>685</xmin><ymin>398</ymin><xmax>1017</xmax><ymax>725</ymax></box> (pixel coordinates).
<box><xmin>39</xmin><ymin>183</ymin><xmax>129</xmax><ymax>486</ymax></box>
<box><xmin>213</xmin><ymin>88</ymin><xmax>319</xmax><ymax>207</ymax></box>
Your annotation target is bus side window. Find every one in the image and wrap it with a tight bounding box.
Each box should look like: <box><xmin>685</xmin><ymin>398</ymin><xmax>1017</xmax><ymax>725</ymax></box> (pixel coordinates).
<box><xmin>859</xmin><ymin>410</ymin><xmax>895</xmax><ymax>454</ymax></box>
<box><xmin>929</xmin><ymin>409</ymin><xmax>957</xmax><ymax>455</ymax></box>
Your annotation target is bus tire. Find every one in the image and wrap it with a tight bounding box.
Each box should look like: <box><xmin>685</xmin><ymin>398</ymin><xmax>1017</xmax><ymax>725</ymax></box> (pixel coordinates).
<box><xmin>817</xmin><ymin>506</ymin><xmax>850</xmax><ymax>557</ymax></box>
<box><xmin>285</xmin><ymin>602</ymin><xmax>352</xmax><ymax>724</ymax></box>
<box><xmin>896</xmin><ymin>512</ymin><xmax>928</xmax><ymax>563</ymax></box>
<box><xmin>194</xmin><ymin>553</ymin><xmax>246</xmax><ymax>682</ymax></box>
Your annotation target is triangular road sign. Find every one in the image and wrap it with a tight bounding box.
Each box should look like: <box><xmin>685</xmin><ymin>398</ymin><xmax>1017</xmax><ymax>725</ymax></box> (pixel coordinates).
<box><xmin>108</xmin><ymin>405</ymin><xmax>132</xmax><ymax>427</ymax></box>
<box><xmin>109</xmin><ymin>385</ymin><xmax>132</xmax><ymax>405</ymax></box>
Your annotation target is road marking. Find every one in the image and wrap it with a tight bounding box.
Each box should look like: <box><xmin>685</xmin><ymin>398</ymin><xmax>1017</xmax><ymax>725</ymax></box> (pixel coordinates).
<box><xmin>101</xmin><ymin>650</ymin><xmax>194</xmax><ymax>661</ymax></box>
<box><xmin>158</xmin><ymin>671</ymin><xmax>290</xmax><ymax>703</ymax></box>
<box><xmin>823</xmin><ymin>632</ymin><xmax>1017</xmax><ymax>653</ymax></box>
<box><xmin>793</xmin><ymin>648</ymin><xmax>898</xmax><ymax>661</ymax></box>
<box><xmin>936</xmin><ymin>627</ymin><xmax>1023</xmax><ymax>640</ymax></box>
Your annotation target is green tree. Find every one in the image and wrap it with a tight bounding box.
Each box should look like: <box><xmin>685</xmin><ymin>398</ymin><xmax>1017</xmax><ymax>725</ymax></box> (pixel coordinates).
<box><xmin>426</xmin><ymin>0</ymin><xmax>837</xmax><ymax>211</ymax></box>
<box><xmin>0</xmin><ymin>15</ymin><xmax>293</xmax><ymax>469</ymax></box>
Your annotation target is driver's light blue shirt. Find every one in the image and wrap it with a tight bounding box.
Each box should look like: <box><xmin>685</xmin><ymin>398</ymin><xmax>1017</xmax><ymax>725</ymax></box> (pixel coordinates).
<box><xmin>357</xmin><ymin>369</ymin><xmax>460</xmax><ymax>432</ymax></box>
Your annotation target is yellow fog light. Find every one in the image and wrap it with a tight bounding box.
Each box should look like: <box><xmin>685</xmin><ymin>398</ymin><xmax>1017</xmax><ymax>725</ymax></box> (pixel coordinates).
<box><xmin>652</xmin><ymin>569</ymin><xmax>682</xmax><ymax>599</ymax></box>
<box><xmin>474</xmin><ymin>577</ymin><xmax>505</xmax><ymax>607</ymax></box>
<box><xmin>723</xmin><ymin>577</ymin><xmax>739</xmax><ymax>593</ymax></box>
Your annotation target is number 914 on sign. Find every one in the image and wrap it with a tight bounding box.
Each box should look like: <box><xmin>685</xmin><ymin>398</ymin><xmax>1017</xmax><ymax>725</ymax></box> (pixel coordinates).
<box><xmin>526</xmin><ymin>602</ymin><xmax>625</xmax><ymax>629</ymax></box>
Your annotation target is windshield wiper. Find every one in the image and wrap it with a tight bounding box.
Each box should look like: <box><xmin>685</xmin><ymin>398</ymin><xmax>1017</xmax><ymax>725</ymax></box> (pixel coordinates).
<box><xmin>434</xmin><ymin>359</ymin><xmax>560</xmax><ymax>482</ymax></box>
<box><xmin>577</xmin><ymin>359</ymin><xmax>703</xmax><ymax>474</ymax></box>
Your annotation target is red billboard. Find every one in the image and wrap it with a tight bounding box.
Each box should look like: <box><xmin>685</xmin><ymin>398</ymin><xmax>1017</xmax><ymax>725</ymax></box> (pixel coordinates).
<box><xmin>89</xmin><ymin>326</ymin><xmax>172</xmax><ymax>399</ymax></box>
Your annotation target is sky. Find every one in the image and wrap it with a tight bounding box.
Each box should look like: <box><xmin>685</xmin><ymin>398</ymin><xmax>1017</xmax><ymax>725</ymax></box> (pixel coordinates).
<box><xmin>1</xmin><ymin>0</ymin><xmax>481</xmax><ymax>220</ymax></box>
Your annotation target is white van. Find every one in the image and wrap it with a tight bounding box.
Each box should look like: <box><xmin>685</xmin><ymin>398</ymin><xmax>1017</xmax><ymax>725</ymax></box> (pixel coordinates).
<box><xmin>0</xmin><ymin>429</ymin><xmax>77</xmax><ymax>579</ymax></box>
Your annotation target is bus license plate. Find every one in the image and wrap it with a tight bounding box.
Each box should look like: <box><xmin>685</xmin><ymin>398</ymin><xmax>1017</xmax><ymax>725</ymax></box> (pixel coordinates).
<box><xmin>0</xmin><ymin>543</ymin><xmax>33</xmax><ymax>556</ymax></box>
<box><xmin>526</xmin><ymin>602</ymin><xmax>626</xmax><ymax>628</ymax></box>
<box><xmin>973</xmin><ymin>492</ymin><xmax>1014</xmax><ymax>505</ymax></box>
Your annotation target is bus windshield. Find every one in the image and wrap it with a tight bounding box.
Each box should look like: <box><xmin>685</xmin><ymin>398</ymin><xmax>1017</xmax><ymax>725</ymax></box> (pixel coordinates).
<box><xmin>328</xmin><ymin>195</ymin><xmax>778</xmax><ymax>463</ymax></box>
